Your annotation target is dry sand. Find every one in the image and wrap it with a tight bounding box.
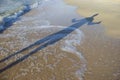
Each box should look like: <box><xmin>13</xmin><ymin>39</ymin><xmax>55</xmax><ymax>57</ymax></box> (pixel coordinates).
<box><xmin>65</xmin><ymin>0</ymin><xmax>120</xmax><ymax>38</ymax></box>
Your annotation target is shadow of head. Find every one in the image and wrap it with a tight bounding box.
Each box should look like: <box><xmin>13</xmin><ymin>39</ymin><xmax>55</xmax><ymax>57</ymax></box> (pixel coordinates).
<box><xmin>72</xmin><ymin>13</ymin><xmax>101</xmax><ymax>25</ymax></box>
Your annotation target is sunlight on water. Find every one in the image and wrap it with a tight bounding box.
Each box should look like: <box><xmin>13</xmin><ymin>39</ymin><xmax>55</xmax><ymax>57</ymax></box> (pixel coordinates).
<box><xmin>65</xmin><ymin>0</ymin><xmax>120</xmax><ymax>38</ymax></box>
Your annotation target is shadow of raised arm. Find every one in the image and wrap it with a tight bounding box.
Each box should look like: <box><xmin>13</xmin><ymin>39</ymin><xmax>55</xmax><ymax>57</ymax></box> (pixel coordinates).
<box><xmin>85</xmin><ymin>13</ymin><xmax>101</xmax><ymax>25</ymax></box>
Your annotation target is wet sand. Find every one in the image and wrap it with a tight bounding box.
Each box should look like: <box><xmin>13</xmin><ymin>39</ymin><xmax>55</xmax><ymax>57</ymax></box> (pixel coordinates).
<box><xmin>79</xmin><ymin>26</ymin><xmax>120</xmax><ymax>80</ymax></box>
<box><xmin>0</xmin><ymin>0</ymin><xmax>120</xmax><ymax>80</ymax></box>
<box><xmin>0</xmin><ymin>0</ymin><xmax>86</xmax><ymax>80</ymax></box>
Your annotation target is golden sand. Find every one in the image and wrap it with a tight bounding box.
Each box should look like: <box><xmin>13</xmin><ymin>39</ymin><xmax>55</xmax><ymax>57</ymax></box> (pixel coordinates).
<box><xmin>64</xmin><ymin>0</ymin><xmax>120</xmax><ymax>38</ymax></box>
<box><xmin>79</xmin><ymin>25</ymin><xmax>120</xmax><ymax>80</ymax></box>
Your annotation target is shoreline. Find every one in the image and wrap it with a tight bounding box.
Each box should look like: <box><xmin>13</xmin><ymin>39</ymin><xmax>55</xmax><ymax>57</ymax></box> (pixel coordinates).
<box><xmin>0</xmin><ymin>0</ymin><xmax>120</xmax><ymax>80</ymax></box>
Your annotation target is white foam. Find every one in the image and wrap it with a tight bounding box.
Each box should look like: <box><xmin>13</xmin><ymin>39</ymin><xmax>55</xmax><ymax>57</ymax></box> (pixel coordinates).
<box><xmin>60</xmin><ymin>28</ymin><xmax>87</xmax><ymax>80</ymax></box>
<box><xmin>34</xmin><ymin>25</ymin><xmax>87</xmax><ymax>80</ymax></box>
<box><xmin>0</xmin><ymin>0</ymin><xmax>87</xmax><ymax>79</ymax></box>
<box><xmin>29</xmin><ymin>1</ymin><xmax>43</xmax><ymax>9</ymax></box>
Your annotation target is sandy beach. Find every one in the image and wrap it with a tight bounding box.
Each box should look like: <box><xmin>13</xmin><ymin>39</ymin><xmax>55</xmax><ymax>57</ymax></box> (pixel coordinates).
<box><xmin>65</xmin><ymin>0</ymin><xmax>120</xmax><ymax>38</ymax></box>
<box><xmin>0</xmin><ymin>0</ymin><xmax>120</xmax><ymax>80</ymax></box>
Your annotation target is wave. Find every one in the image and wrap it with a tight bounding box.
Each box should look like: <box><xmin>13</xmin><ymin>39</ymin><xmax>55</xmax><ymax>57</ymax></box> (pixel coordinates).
<box><xmin>0</xmin><ymin>0</ymin><xmax>48</xmax><ymax>31</ymax></box>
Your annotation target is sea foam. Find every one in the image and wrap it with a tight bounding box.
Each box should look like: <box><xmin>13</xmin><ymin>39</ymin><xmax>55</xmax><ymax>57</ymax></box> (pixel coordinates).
<box><xmin>34</xmin><ymin>25</ymin><xmax>87</xmax><ymax>80</ymax></box>
<box><xmin>0</xmin><ymin>24</ymin><xmax>87</xmax><ymax>80</ymax></box>
<box><xmin>60</xmin><ymin>27</ymin><xmax>87</xmax><ymax>80</ymax></box>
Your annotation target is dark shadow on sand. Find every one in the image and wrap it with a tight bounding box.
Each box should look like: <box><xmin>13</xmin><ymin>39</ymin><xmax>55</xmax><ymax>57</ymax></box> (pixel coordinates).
<box><xmin>0</xmin><ymin>14</ymin><xmax>101</xmax><ymax>73</ymax></box>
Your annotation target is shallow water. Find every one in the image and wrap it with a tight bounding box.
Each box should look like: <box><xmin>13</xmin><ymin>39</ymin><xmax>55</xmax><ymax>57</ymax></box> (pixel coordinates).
<box><xmin>0</xmin><ymin>0</ymin><xmax>87</xmax><ymax>80</ymax></box>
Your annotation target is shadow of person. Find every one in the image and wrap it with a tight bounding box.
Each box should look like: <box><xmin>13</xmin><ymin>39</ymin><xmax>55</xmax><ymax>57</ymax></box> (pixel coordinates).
<box><xmin>0</xmin><ymin>14</ymin><xmax>101</xmax><ymax>73</ymax></box>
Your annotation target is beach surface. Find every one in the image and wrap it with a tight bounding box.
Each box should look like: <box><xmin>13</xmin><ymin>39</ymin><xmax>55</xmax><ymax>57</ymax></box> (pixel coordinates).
<box><xmin>0</xmin><ymin>0</ymin><xmax>120</xmax><ymax>80</ymax></box>
<box><xmin>65</xmin><ymin>0</ymin><xmax>120</xmax><ymax>38</ymax></box>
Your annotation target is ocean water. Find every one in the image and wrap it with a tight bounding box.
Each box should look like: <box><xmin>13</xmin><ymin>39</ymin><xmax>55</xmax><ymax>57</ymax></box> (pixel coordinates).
<box><xmin>0</xmin><ymin>0</ymin><xmax>42</xmax><ymax>13</ymax></box>
<box><xmin>0</xmin><ymin>0</ymin><xmax>44</xmax><ymax>30</ymax></box>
